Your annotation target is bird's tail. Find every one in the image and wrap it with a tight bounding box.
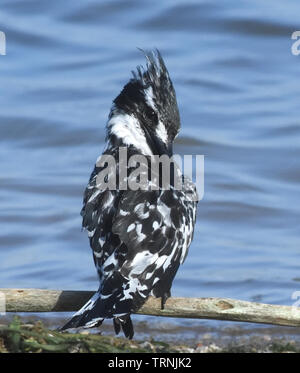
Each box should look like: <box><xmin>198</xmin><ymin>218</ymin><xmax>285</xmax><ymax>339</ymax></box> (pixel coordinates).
<box><xmin>59</xmin><ymin>291</ymin><xmax>134</xmax><ymax>339</ymax></box>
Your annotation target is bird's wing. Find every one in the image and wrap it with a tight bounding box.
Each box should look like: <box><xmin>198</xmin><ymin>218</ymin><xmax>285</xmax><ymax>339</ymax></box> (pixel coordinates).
<box><xmin>62</xmin><ymin>170</ymin><xmax>197</xmax><ymax>334</ymax></box>
<box><xmin>113</xmin><ymin>188</ymin><xmax>184</xmax><ymax>276</ymax></box>
<box><xmin>109</xmin><ymin>183</ymin><xmax>197</xmax><ymax>304</ymax></box>
<box><xmin>80</xmin><ymin>163</ymin><xmax>122</xmax><ymax>281</ymax></box>
<box><xmin>82</xmin><ymin>161</ymin><xmax>196</xmax><ymax>317</ymax></box>
<box><xmin>81</xmin><ymin>164</ymin><xmax>119</xmax><ymax>235</ymax></box>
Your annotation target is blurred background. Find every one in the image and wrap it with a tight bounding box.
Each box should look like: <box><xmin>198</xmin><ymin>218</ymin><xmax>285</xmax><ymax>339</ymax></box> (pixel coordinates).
<box><xmin>1</xmin><ymin>0</ymin><xmax>300</xmax><ymax>343</ymax></box>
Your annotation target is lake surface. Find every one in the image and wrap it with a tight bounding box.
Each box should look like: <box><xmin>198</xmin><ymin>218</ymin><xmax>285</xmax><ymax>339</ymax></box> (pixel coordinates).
<box><xmin>1</xmin><ymin>0</ymin><xmax>300</xmax><ymax>338</ymax></box>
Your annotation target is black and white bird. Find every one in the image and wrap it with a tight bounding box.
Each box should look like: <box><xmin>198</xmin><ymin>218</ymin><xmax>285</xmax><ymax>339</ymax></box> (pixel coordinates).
<box><xmin>61</xmin><ymin>50</ymin><xmax>198</xmax><ymax>339</ymax></box>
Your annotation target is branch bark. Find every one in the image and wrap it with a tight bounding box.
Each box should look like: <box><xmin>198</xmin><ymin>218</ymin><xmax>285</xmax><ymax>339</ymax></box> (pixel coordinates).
<box><xmin>1</xmin><ymin>288</ymin><xmax>300</xmax><ymax>328</ymax></box>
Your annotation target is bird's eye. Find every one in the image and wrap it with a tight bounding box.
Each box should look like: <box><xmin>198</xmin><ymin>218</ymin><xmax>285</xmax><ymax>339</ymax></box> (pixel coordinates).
<box><xmin>145</xmin><ymin>107</ymin><xmax>157</xmax><ymax>121</ymax></box>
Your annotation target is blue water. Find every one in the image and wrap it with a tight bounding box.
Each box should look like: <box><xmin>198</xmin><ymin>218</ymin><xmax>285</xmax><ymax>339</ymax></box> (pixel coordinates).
<box><xmin>1</xmin><ymin>0</ymin><xmax>300</xmax><ymax>335</ymax></box>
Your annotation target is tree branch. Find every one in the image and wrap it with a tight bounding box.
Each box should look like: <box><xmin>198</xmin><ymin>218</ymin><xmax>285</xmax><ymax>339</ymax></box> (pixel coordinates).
<box><xmin>1</xmin><ymin>288</ymin><xmax>300</xmax><ymax>327</ymax></box>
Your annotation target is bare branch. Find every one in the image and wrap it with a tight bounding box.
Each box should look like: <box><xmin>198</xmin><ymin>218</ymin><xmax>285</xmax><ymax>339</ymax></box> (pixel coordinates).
<box><xmin>1</xmin><ymin>288</ymin><xmax>300</xmax><ymax>327</ymax></box>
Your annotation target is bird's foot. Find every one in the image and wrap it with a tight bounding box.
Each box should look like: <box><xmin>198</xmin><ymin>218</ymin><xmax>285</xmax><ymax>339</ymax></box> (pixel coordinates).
<box><xmin>161</xmin><ymin>291</ymin><xmax>171</xmax><ymax>310</ymax></box>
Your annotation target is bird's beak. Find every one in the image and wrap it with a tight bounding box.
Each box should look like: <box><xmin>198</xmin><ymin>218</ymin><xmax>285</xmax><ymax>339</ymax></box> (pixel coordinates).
<box><xmin>166</xmin><ymin>142</ymin><xmax>173</xmax><ymax>157</ymax></box>
<box><xmin>152</xmin><ymin>137</ymin><xmax>173</xmax><ymax>157</ymax></box>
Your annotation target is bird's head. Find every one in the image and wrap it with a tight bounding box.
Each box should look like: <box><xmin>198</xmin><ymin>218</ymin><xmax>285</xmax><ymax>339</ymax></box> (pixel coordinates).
<box><xmin>107</xmin><ymin>49</ymin><xmax>180</xmax><ymax>156</ymax></box>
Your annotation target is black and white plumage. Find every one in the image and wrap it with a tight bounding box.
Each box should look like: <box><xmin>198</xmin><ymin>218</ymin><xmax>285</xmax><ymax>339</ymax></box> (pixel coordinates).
<box><xmin>61</xmin><ymin>50</ymin><xmax>198</xmax><ymax>339</ymax></box>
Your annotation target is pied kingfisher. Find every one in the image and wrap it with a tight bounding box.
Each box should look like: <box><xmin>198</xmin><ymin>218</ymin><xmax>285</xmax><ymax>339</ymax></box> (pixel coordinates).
<box><xmin>61</xmin><ymin>50</ymin><xmax>198</xmax><ymax>339</ymax></box>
